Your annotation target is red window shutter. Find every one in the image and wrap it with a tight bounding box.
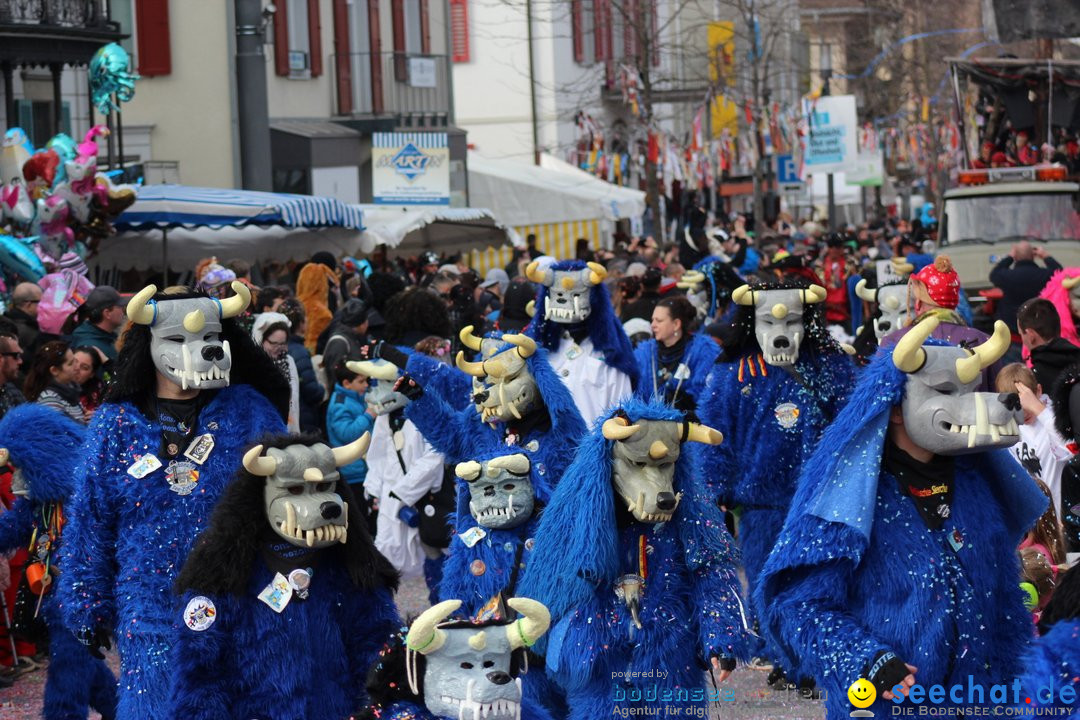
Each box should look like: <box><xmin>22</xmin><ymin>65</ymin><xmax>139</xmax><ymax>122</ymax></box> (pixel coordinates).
<box><xmin>594</xmin><ymin>0</ymin><xmax>611</xmax><ymax>62</ymax></box>
<box><xmin>135</xmin><ymin>0</ymin><xmax>171</xmax><ymax>76</ymax></box>
<box><xmin>333</xmin><ymin>0</ymin><xmax>352</xmax><ymax>113</ymax></box>
<box><xmin>623</xmin><ymin>0</ymin><xmax>637</xmax><ymax>60</ymax></box>
<box><xmin>571</xmin><ymin>0</ymin><xmax>583</xmax><ymax>63</ymax></box>
<box><xmin>391</xmin><ymin>0</ymin><xmax>406</xmax><ymax>53</ymax></box>
<box><xmin>308</xmin><ymin>0</ymin><xmax>323</xmax><ymax>76</ymax></box>
<box><xmin>273</xmin><ymin>0</ymin><xmax>289</xmax><ymax>76</ymax></box>
<box><xmin>420</xmin><ymin>0</ymin><xmax>431</xmax><ymax>54</ymax></box>
<box><xmin>368</xmin><ymin>0</ymin><xmax>384</xmax><ymax>113</ymax></box>
<box><xmin>450</xmin><ymin>0</ymin><xmax>469</xmax><ymax>62</ymax></box>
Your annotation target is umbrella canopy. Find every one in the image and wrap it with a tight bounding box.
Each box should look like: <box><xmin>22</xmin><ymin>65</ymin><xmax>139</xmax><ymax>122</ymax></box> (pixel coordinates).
<box><xmin>359</xmin><ymin>206</ymin><xmax>521</xmax><ymax>256</ymax></box>
<box><xmin>114</xmin><ymin>184</ymin><xmax>365</xmax><ymax>231</ymax></box>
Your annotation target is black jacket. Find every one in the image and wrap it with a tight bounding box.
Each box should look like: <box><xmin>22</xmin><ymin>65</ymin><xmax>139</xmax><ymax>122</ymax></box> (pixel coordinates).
<box><xmin>287</xmin><ymin>335</ymin><xmax>325</xmax><ymax>434</ymax></box>
<box><xmin>990</xmin><ymin>257</ymin><xmax>1063</xmax><ymax>331</ymax></box>
<box><xmin>1030</xmin><ymin>337</ymin><xmax>1080</xmax><ymax>394</ymax></box>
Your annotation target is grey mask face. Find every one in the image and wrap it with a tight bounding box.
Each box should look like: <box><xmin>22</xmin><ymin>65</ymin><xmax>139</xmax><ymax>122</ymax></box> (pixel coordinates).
<box><xmin>610</xmin><ymin>420</ymin><xmax>683</xmax><ymax>523</ymax></box>
<box><xmin>873</xmin><ymin>284</ymin><xmax>910</xmax><ymax>340</ymax></box>
<box><xmin>457</xmin><ymin>335</ymin><xmax>540</xmax><ymax>424</ymax></box>
<box><xmin>423</xmin><ymin>626</ymin><xmax>522</xmax><ymax>720</ymax></box>
<box><xmin>894</xmin><ymin>319</ymin><xmax>1020</xmax><ymax>455</ymax></box>
<box><xmin>542</xmin><ymin>269</ymin><xmax>594</xmax><ymax>323</ymax></box>
<box><xmin>366</xmin><ymin>378</ymin><xmax>409</xmax><ymax>415</ymax></box>
<box><xmin>148</xmin><ymin>297</ymin><xmax>232</xmax><ymax>391</ymax></box>
<box><xmin>456</xmin><ymin>454</ymin><xmax>534</xmax><ymax>529</ymax></box>
<box><xmin>244</xmin><ymin>442</ymin><xmax>363</xmax><ymax>548</ymax></box>
<box><xmin>752</xmin><ymin>289</ymin><xmax>807</xmax><ymax>367</ymax></box>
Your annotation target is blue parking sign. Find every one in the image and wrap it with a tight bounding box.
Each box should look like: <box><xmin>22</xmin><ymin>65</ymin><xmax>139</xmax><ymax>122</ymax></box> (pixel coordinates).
<box><xmin>776</xmin><ymin>154</ymin><xmax>800</xmax><ymax>185</ymax></box>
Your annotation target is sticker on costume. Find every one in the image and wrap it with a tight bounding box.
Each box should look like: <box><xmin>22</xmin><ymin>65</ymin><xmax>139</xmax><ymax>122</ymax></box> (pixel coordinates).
<box><xmin>565</xmin><ymin>344</ymin><xmax>582</xmax><ymax>361</ymax></box>
<box><xmin>474</xmin><ymin>594</ymin><xmax>504</xmax><ymax>622</ymax></box>
<box><xmin>258</xmin><ymin>572</ymin><xmax>293</xmax><ymax>613</ymax></box>
<box><xmin>459</xmin><ymin>526</ymin><xmax>487</xmax><ymax>548</ymax></box>
<box><xmin>127</xmin><ymin>454</ymin><xmax>162</xmax><ymax>479</ymax></box>
<box><xmin>183</xmin><ymin>595</ymin><xmax>217</xmax><ymax>631</ymax></box>
<box><xmin>165</xmin><ymin>461</ymin><xmax>200</xmax><ymax>496</ymax></box>
<box><xmin>948</xmin><ymin>529</ymin><xmax>964</xmax><ymax>552</ymax></box>
<box><xmin>525</xmin><ymin>440</ymin><xmax>539</xmax><ymax>453</ymax></box>
<box><xmin>184</xmin><ymin>433</ymin><xmax>215</xmax><ymax>465</ymax></box>
<box><xmin>774</xmin><ymin>402</ymin><xmax>800</xmax><ymax>429</ymax></box>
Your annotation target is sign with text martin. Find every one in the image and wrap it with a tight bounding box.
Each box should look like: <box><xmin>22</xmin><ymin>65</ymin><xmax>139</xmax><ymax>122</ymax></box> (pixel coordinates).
<box><xmin>372</xmin><ymin>132</ymin><xmax>450</xmax><ymax>205</ymax></box>
<box><xmin>801</xmin><ymin>95</ymin><xmax>858</xmax><ymax>176</ymax></box>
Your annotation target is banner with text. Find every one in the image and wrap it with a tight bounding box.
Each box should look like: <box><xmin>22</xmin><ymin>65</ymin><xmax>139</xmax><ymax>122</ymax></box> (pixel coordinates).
<box><xmin>373</xmin><ymin>132</ymin><xmax>450</xmax><ymax>205</ymax></box>
<box><xmin>801</xmin><ymin>95</ymin><xmax>858</xmax><ymax>176</ymax></box>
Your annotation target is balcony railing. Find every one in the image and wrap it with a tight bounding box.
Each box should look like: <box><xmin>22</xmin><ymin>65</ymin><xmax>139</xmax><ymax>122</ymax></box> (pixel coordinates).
<box><xmin>0</xmin><ymin>0</ymin><xmax>108</xmax><ymax>28</ymax></box>
<box><xmin>338</xmin><ymin>52</ymin><xmax>450</xmax><ymax>120</ymax></box>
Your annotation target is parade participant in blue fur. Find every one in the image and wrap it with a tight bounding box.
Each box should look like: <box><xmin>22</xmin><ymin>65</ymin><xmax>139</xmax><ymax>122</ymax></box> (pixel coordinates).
<box><xmin>378</xmin><ymin>328</ymin><xmax>586</xmax><ymax>491</ymax></box>
<box><xmin>634</xmin><ymin>295</ymin><xmax>721</xmax><ymax>413</ymax></box>
<box><xmin>758</xmin><ymin>317</ymin><xmax>1046</xmax><ymax>719</ymax></box>
<box><xmin>169</xmin><ymin>433</ymin><xmax>400</xmax><ymax>719</ymax></box>
<box><xmin>359</xmin><ymin>598</ymin><xmax>553</xmax><ymax>720</ymax></box>
<box><xmin>0</xmin><ymin>405</ymin><xmax>117</xmax><ymax>720</ymax></box>
<box><xmin>698</xmin><ymin>280</ymin><xmax>854</xmax><ymax>672</ymax></box>
<box><xmin>60</xmin><ymin>282</ymin><xmax>288</xmax><ymax>720</ymax></box>
<box><xmin>677</xmin><ymin>256</ymin><xmax>746</xmax><ymax>324</ymax></box>
<box><xmin>1014</xmin><ymin>565</ymin><xmax>1080</xmax><ymax>717</ymax></box>
<box><xmin>523</xmin><ymin>259</ymin><xmax>638</xmax><ymax>421</ymax></box>
<box><xmin>519</xmin><ymin>400</ymin><xmax>747</xmax><ymax>720</ymax></box>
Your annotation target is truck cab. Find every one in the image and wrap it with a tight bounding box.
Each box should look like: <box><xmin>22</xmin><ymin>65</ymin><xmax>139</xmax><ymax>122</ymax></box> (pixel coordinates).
<box><xmin>939</xmin><ymin>165</ymin><xmax>1080</xmax><ymax>291</ymax></box>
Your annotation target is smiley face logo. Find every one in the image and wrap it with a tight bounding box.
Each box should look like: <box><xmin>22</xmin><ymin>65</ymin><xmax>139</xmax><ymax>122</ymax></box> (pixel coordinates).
<box><xmin>848</xmin><ymin>678</ymin><xmax>876</xmax><ymax>709</ymax></box>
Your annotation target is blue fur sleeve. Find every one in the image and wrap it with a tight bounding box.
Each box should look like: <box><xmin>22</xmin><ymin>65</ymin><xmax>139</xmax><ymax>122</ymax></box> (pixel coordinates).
<box><xmin>0</xmin><ymin>499</ymin><xmax>32</xmax><ymax>553</ymax></box>
<box><xmin>169</xmin><ymin>591</ymin><xmax>235</xmax><ymax>720</ymax></box>
<box><xmin>406</xmin><ymin>353</ymin><xmax>471</xmax><ymax>410</ymax></box>
<box><xmin>342</xmin><ymin>586</ymin><xmax>400</xmax><ymax>708</ymax></box>
<box><xmin>633</xmin><ymin>340</ymin><xmax>658</xmax><ymax>402</ymax></box>
<box><xmin>404</xmin><ymin>388</ymin><xmax>471</xmax><ymax>463</ymax></box>
<box><xmin>757</xmin><ymin>513</ymin><xmax>890</xmax><ymax>697</ymax></box>
<box><xmin>58</xmin><ymin>409</ymin><xmax>121</xmax><ymax>634</ymax></box>
<box><xmin>1014</xmin><ymin>621</ymin><xmax>1080</xmax><ymax>713</ymax></box>
<box><xmin>697</xmin><ymin>366</ymin><xmax>737</xmax><ymax>502</ymax></box>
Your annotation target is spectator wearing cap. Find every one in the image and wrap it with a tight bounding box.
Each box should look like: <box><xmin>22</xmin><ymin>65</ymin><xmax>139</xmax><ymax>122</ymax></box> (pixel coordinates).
<box><xmin>884</xmin><ymin>255</ymin><xmax>998</xmax><ymax>387</ymax></box>
<box><xmin>5</xmin><ymin>282</ymin><xmax>47</xmax><ymax>369</ymax></box>
<box><xmin>69</xmin><ymin>286</ymin><xmax>126</xmax><ymax>364</ymax></box>
<box><xmin>477</xmin><ymin>268</ymin><xmax>509</xmax><ymax>321</ymax></box>
<box><xmin>620</xmin><ymin>267</ymin><xmax>663</xmax><ymax>323</ymax></box>
<box><xmin>320</xmin><ymin>299</ymin><xmax>370</xmax><ymax>390</ymax></box>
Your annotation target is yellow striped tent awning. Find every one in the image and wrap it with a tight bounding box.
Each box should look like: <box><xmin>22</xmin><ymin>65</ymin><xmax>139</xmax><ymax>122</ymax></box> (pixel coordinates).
<box><xmin>469</xmin><ymin>219</ymin><xmax>604</xmax><ymax>275</ymax></box>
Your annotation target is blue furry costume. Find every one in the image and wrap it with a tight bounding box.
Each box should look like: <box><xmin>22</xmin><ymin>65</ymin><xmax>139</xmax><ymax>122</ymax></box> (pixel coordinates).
<box><xmin>697</xmin><ymin>297</ymin><xmax>854</xmax><ymax>660</ymax></box>
<box><xmin>0</xmin><ymin>405</ymin><xmax>117</xmax><ymax>720</ymax></box>
<box><xmin>633</xmin><ymin>332</ymin><xmax>721</xmax><ymax>411</ymax></box>
<box><xmin>525</xmin><ymin>259</ymin><xmax>638</xmax><ymax>420</ymax></box>
<box><xmin>1015</xmin><ymin>620</ymin><xmax>1080</xmax><ymax>717</ymax></box>
<box><xmin>404</xmin><ymin>342</ymin><xmax>587</xmax><ymax>482</ymax></box>
<box><xmin>756</xmin><ymin>346</ymin><xmax>1047</xmax><ymax>719</ymax></box>
<box><xmin>169</xmin><ymin>435</ymin><xmax>400</xmax><ymax>719</ymax></box>
<box><xmin>520</xmin><ymin>400</ymin><xmax>748</xmax><ymax>719</ymax></box>
<box><xmin>60</xmin><ymin>300</ymin><xmax>288</xmax><ymax>720</ymax></box>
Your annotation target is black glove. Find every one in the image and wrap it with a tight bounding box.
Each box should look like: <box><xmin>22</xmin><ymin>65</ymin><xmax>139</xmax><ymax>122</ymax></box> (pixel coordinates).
<box><xmin>361</xmin><ymin>341</ymin><xmax>409</xmax><ymax>368</ymax></box>
<box><xmin>711</xmin><ymin>655</ymin><xmax>737</xmax><ymax>672</ymax></box>
<box><xmin>78</xmin><ymin>625</ymin><xmax>112</xmax><ymax>660</ymax></box>
<box><xmin>864</xmin><ymin>649</ymin><xmax>909</xmax><ymax>698</ymax></box>
<box><xmin>394</xmin><ymin>374</ymin><xmax>424</xmax><ymax>401</ymax></box>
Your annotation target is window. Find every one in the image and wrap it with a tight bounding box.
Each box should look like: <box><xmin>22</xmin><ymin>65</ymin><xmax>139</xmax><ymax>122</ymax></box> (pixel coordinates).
<box><xmin>403</xmin><ymin>0</ymin><xmax>423</xmax><ymax>53</ymax></box>
<box><xmin>135</xmin><ymin>0</ymin><xmax>171</xmax><ymax>76</ymax></box>
<box><xmin>571</xmin><ymin>0</ymin><xmax>595</xmax><ymax>65</ymax></box>
<box><xmin>288</xmin><ymin>0</ymin><xmax>311</xmax><ymax>76</ymax></box>
<box><xmin>16</xmin><ymin>100</ymin><xmax>71</xmax><ymax>147</ymax></box>
<box><xmin>274</xmin><ymin>0</ymin><xmax>323</xmax><ymax>78</ymax></box>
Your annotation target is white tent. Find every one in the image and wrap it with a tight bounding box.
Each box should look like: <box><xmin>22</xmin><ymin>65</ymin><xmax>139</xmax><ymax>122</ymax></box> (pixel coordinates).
<box><xmin>358</xmin><ymin>206</ymin><xmax>521</xmax><ymax>257</ymax></box>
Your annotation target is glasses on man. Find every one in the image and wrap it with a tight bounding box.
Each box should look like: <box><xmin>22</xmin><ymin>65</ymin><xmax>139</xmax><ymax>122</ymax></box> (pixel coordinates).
<box><xmin>263</xmin><ymin>340</ymin><xmax>288</xmax><ymax>350</ymax></box>
<box><xmin>0</xmin><ymin>351</ymin><xmax>21</xmax><ymax>359</ymax></box>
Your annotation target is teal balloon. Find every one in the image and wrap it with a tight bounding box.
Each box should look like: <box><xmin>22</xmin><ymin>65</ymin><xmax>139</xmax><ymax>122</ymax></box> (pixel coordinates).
<box><xmin>0</xmin><ymin>235</ymin><xmax>46</xmax><ymax>282</ymax></box>
<box><xmin>89</xmin><ymin>42</ymin><xmax>139</xmax><ymax>114</ymax></box>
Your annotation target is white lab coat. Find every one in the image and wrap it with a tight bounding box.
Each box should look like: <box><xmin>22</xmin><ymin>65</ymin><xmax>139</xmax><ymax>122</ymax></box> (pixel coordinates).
<box><xmin>1009</xmin><ymin>401</ymin><xmax>1072</xmax><ymax>517</ymax></box>
<box><xmin>365</xmin><ymin>413</ymin><xmax>445</xmax><ymax>578</ymax></box>
<box><xmin>546</xmin><ymin>335</ymin><xmax>633</xmax><ymax>425</ymax></box>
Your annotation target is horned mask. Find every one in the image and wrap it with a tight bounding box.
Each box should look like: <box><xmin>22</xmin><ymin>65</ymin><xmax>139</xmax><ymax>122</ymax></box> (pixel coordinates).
<box><xmin>127</xmin><ymin>281</ymin><xmax>250</xmax><ymax>391</ymax></box>
<box><xmin>405</xmin><ymin>597</ymin><xmax>550</xmax><ymax>720</ymax></box>
<box><xmin>525</xmin><ymin>260</ymin><xmax>607</xmax><ymax>323</ymax></box>
<box><xmin>348</xmin><ymin>359</ymin><xmax>409</xmax><ymax>415</ymax></box>
<box><xmin>602</xmin><ymin>415</ymin><xmax>723</xmax><ymax>523</ymax></box>
<box><xmin>456</xmin><ymin>453</ymin><xmax>534</xmax><ymax>529</ymax></box>
<box><xmin>855</xmin><ymin>279</ymin><xmax>910</xmax><ymax>340</ymax></box>
<box><xmin>242</xmin><ymin>434</ymin><xmax>370</xmax><ymax>548</ymax></box>
<box><xmin>733</xmin><ymin>284</ymin><xmax>826</xmax><ymax>367</ymax></box>
<box><xmin>456</xmin><ymin>327</ymin><xmax>540</xmax><ymax>424</ymax></box>
<box><xmin>892</xmin><ymin>317</ymin><xmax>1020</xmax><ymax>454</ymax></box>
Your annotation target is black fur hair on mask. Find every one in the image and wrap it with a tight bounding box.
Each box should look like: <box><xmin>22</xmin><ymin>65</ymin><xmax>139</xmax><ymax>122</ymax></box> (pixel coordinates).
<box><xmin>719</xmin><ymin>279</ymin><xmax>842</xmax><ymax>362</ymax></box>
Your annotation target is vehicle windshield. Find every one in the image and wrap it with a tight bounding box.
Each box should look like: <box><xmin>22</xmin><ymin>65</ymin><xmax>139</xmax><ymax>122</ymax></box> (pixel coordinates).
<box><xmin>944</xmin><ymin>192</ymin><xmax>1080</xmax><ymax>244</ymax></box>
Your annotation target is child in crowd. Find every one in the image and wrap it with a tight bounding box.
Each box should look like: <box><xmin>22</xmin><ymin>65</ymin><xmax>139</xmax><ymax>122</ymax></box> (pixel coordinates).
<box><xmin>996</xmin><ymin>363</ymin><xmax>1072</xmax><ymax>517</ymax></box>
<box><xmin>326</xmin><ymin>361</ymin><xmax>376</xmax><ymax>531</ymax></box>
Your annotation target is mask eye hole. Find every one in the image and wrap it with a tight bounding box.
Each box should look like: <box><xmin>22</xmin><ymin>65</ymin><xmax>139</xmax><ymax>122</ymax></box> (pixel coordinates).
<box><xmin>287</xmin><ymin>485</ymin><xmax>304</xmax><ymax>495</ymax></box>
<box><xmin>203</xmin><ymin>333</ymin><xmax>218</xmax><ymax>342</ymax></box>
<box><xmin>483</xmin><ymin>660</ymin><xmax>495</xmax><ymax>668</ymax></box>
<box><xmin>660</xmin><ymin>461</ymin><xmax>674</xmax><ymax>469</ymax></box>
<box><xmin>502</xmin><ymin>483</ymin><xmax>516</xmax><ymax>491</ymax></box>
<box><xmin>316</xmin><ymin>482</ymin><xmax>333</xmax><ymax>493</ymax></box>
<box><xmin>634</xmin><ymin>460</ymin><xmax>647</xmax><ymax>468</ymax></box>
<box><xmin>460</xmin><ymin>662</ymin><xmax>474</xmax><ymax>669</ymax></box>
<box><xmin>165</xmin><ymin>335</ymin><xmax>185</xmax><ymax>343</ymax></box>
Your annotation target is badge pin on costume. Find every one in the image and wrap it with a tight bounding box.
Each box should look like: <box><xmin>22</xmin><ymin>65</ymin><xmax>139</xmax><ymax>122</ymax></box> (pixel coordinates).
<box><xmin>166</xmin><ymin>460</ymin><xmax>200</xmax><ymax>496</ymax></box>
<box><xmin>259</xmin><ymin>572</ymin><xmax>293</xmax><ymax>613</ymax></box>
<box><xmin>184</xmin><ymin>595</ymin><xmax>217</xmax><ymax>631</ymax></box>
<box><xmin>127</xmin><ymin>453</ymin><xmax>162</xmax><ymax>479</ymax></box>
<box><xmin>184</xmin><ymin>433</ymin><xmax>215</xmax><ymax>465</ymax></box>
<box><xmin>774</xmin><ymin>402</ymin><xmax>800</xmax><ymax>429</ymax></box>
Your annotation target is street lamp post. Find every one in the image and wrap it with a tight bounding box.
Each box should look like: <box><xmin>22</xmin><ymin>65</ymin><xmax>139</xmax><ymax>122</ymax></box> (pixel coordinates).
<box><xmin>821</xmin><ymin>42</ymin><xmax>835</xmax><ymax>231</ymax></box>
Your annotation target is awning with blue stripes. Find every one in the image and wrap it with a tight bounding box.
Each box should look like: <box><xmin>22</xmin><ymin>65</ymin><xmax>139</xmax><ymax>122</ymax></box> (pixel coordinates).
<box><xmin>115</xmin><ymin>184</ymin><xmax>365</xmax><ymax>231</ymax></box>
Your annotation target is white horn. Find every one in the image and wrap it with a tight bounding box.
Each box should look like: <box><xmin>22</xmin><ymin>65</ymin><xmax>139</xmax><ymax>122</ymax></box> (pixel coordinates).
<box><xmin>505</xmin><ymin>598</ymin><xmax>551</xmax><ymax>650</ymax></box>
<box><xmin>126</xmin><ymin>285</ymin><xmax>157</xmax><ymax>325</ymax></box>
<box><xmin>406</xmin><ymin>599</ymin><xmax>462</xmax><ymax>655</ymax></box>
<box><xmin>242</xmin><ymin>444</ymin><xmax>278</xmax><ymax>477</ymax></box>
<box><xmin>331</xmin><ymin>432</ymin><xmax>371</xmax><ymax>467</ymax></box>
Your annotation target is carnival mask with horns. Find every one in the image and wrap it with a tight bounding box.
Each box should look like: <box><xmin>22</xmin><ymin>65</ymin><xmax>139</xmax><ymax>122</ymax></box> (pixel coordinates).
<box><xmin>127</xmin><ymin>281</ymin><xmax>250</xmax><ymax>391</ymax></box>
<box><xmin>893</xmin><ymin>316</ymin><xmax>1021</xmax><ymax>455</ymax></box>
<box><xmin>1062</xmin><ymin>274</ymin><xmax>1080</xmax><ymax>318</ymax></box>
<box><xmin>242</xmin><ymin>434</ymin><xmax>370</xmax><ymax>548</ymax></box>
<box><xmin>732</xmin><ymin>283</ymin><xmax>827</xmax><ymax>367</ymax></box>
<box><xmin>855</xmin><ymin>279</ymin><xmax>910</xmax><ymax>340</ymax></box>
<box><xmin>455</xmin><ymin>453</ymin><xmax>534</xmax><ymax>529</ymax></box>
<box><xmin>602</xmin><ymin>414</ymin><xmax>723</xmax><ymax>523</ymax></box>
<box><xmin>525</xmin><ymin>260</ymin><xmax>607</xmax><ymax>323</ymax></box>
<box><xmin>404</xmin><ymin>597</ymin><xmax>550</xmax><ymax>720</ymax></box>
<box><xmin>457</xmin><ymin>327</ymin><xmax>540</xmax><ymax>424</ymax></box>
<box><xmin>347</xmin><ymin>359</ymin><xmax>409</xmax><ymax>415</ymax></box>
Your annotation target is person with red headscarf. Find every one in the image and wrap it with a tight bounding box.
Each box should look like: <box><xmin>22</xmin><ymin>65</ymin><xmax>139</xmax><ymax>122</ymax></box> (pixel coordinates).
<box><xmin>882</xmin><ymin>255</ymin><xmax>1000</xmax><ymax>388</ymax></box>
